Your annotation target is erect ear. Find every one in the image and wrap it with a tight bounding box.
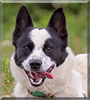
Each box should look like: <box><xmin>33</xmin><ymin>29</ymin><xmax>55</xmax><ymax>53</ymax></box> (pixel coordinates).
<box><xmin>47</xmin><ymin>7</ymin><xmax>68</xmax><ymax>48</ymax></box>
<box><xmin>13</xmin><ymin>5</ymin><xmax>33</xmax><ymax>46</ymax></box>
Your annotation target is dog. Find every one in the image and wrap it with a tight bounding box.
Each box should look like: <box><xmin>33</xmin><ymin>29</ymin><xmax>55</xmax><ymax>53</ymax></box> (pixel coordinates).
<box><xmin>10</xmin><ymin>5</ymin><xmax>87</xmax><ymax>98</ymax></box>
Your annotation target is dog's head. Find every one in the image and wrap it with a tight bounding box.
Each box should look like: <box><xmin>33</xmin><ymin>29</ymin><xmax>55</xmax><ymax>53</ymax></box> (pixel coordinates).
<box><xmin>13</xmin><ymin>5</ymin><xmax>68</xmax><ymax>87</ymax></box>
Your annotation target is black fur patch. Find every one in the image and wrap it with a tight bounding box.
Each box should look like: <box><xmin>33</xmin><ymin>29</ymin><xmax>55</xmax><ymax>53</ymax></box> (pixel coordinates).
<box><xmin>44</xmin><ymin>27</ymin><xmax>67</xmax><ymax>66</ymax></box>
<box><xmin>14</xmin><ymin>27</ymin><xmax>35</xmax><ymax>67</ymax></box>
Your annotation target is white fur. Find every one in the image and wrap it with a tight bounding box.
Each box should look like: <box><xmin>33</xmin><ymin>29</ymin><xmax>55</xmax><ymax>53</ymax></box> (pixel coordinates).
<box><xmin>10</xmin><ymin>47</ymin><xmax>87</xmax><ymax>97</ymax></box>
<box><xmin>22</xmin><ymin>28</ymin><xmax>55</xmax><ymax>72</ymax></box>
<box><xmin>30</xmin><ymin>28</ymin><xmax>51</xmax><ymax>47</ymax></box>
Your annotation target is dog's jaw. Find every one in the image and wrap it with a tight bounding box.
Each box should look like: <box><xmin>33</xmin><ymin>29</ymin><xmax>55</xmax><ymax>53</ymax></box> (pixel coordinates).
<box><xmin>24</xmin><ymin>65</ymin><xmax>55</xmax><ymax>87</ymax></box>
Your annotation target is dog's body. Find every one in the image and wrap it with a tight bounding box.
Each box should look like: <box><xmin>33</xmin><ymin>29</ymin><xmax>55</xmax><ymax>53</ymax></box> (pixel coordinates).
<box><xmin>10</xmin><ymin>5</ymin><xmax>87</xmax><ymax>97</ymax></box>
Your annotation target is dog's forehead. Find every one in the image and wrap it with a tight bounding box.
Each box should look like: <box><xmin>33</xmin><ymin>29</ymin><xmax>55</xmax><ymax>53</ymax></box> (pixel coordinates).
<box><xmin>29</xmin><ymin>28</ymin><xmax>51</xmax><ymax>47</ymax></box>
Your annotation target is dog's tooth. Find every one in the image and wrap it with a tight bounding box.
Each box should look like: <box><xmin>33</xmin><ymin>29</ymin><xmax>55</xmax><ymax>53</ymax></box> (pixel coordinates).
<box><xmin>30</xmin><ymin>72</ymin><xmax>34</xmax><ymax>78</ymax></box>
<box><xmin>39</xmin><ymin>78</ymin><xmax>42</xmax><ymax>83</ymax></box>
<box><xmin>36</xmin><ymin>78</ymin><xmax>42</xmax><ymax>84</ymax></box>
<box><xmin>35</xmin><ymin>78</ymin><xmax>42</xmax><ymax>84</ymax></box>
<box><xmin>30</xmin><ymin>78</ymin><xmax>34</xmax><ymax>83</ymax></box>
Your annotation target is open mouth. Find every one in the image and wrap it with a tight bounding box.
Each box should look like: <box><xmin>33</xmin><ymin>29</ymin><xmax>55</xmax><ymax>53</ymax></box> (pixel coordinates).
<box><xmin>24</xmin><ymin>65</ymin><xmax>55</xmax><ymax>87</ymax></box>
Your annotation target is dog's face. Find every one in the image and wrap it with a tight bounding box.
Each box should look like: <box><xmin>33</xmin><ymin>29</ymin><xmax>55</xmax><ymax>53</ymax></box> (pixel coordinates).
<box><xmin>13</xmin><ymin>5</ymin><xmax>68</xmax><ymax>87</ymax></box>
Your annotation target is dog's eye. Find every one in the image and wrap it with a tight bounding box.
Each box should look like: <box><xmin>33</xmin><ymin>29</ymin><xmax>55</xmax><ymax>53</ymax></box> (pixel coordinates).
<box><xmin>46</xmin><ymin>46</ymin><xmax>52</xmax><ymax>51</ymax></box>
<box><xmin>24</xmin><ymin>46</ymin><xmax>29</xmax><ymax>50</ymax></box>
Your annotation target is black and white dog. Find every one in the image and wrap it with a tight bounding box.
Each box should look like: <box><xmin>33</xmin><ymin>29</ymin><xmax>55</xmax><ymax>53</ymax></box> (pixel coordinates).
<box><xmin>10</xmin><ymin>5</ymin><xmax>87</xmax><ymax>97</ymax></box>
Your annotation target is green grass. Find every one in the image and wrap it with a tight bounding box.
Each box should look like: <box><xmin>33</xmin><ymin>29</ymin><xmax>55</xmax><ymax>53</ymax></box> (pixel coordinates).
<box><xmin>3</xmin><ymin>57</ymin><xmax>15</xmax><ymax>96</ymax></box>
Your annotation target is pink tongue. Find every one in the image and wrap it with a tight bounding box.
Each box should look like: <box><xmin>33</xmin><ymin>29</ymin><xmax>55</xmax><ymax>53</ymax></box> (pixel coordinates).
<box><xmin>31</xmin><ymin>72</ymin><xmax>54</xmax><ymax>80</ymax></box>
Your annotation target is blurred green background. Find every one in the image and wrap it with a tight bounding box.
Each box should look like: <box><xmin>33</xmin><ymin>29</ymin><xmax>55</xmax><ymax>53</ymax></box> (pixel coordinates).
<box><xmin>3</xmin><ymin>3</ymin><xmax>87</xmax><ymax>96</ymax></box>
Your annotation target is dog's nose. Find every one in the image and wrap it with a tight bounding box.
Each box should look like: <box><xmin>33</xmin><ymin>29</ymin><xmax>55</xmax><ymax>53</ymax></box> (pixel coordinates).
<box><xmin>29</xmin><ymin>60</ymin><xmax>42</xmax><ymax>70</ymax></box>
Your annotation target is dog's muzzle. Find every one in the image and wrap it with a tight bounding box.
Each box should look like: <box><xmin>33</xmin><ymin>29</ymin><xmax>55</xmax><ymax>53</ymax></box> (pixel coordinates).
<box><xmin>24</xmin><ymin>60</ymin><xmax>55</xmax><ymax>87</ymax></box>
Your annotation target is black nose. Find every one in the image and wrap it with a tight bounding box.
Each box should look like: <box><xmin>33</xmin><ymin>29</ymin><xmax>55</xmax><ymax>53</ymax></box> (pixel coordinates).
<box><xmin>29</xmin><ymin>60</ymin><xmax>42</xmax><ymax>70</ymax></box>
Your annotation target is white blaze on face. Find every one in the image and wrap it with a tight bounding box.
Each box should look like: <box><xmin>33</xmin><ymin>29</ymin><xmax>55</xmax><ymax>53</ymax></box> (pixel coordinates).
<box><xmin>22</xmin><ymin>28</ymin><xmax>55</xmax><ymax>72</ymax></box>
<box><xmin>30</xmin><ymin>28</ymin><xmax>51</xmax><ymax>48</ymax></box>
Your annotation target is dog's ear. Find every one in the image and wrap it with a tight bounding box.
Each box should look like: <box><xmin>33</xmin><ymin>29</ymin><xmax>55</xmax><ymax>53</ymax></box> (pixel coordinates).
<box><xmin>13</xmin><ymin>5</ymin><xmax>33</xmax><ymax>46</ymax></box>
<box><xmin>47</xmin><ymin>7</ymin><xmax>68</xmax><ymax>48</ymax></box>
